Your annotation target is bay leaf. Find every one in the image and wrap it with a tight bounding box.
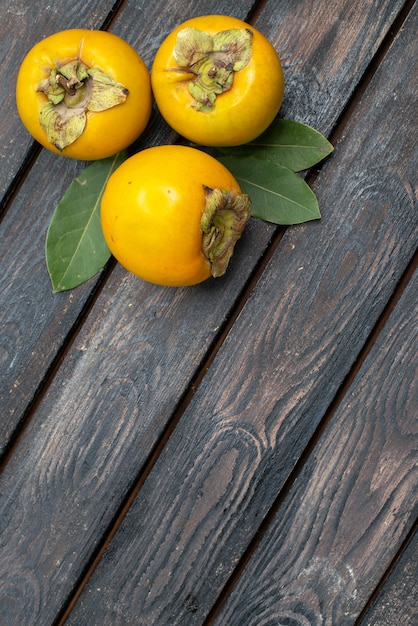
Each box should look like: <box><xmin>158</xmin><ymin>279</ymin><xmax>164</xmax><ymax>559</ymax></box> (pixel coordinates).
<box><xmin>219</xmin><ymin>119</ymin><xmax>333</xmax><ymax>172</ymax></box>
<box><xmin>218</xmin><ymin>154</ymin><xmax>321</xmax><ymax>225</ymax></box>
<box><xmin>46</xmin><ymin>151</ymin><xmax>127</xmax><ymax>292</ymax></box>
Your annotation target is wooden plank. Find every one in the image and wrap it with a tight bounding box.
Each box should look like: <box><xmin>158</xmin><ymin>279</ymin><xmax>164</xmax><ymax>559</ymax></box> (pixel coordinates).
<box><xmin>0</xmin><ymin>0</ymin><xmax>412</xmax><ymax>624</ymax></box>
<box><xmin>211</xmin><ymin>268</ymin><xmax>418</xmax><ymax>624</ymax></box>
<box><xmin>0</xmin><ymin>152</ymin><xmax>95</xmax><ymax>454</ymax></box>
<box><xmin>0</xmin><ymin>0</ymin><xmax>117</xmax><ymax>203</ymax></box>
<box><xmin>110</xmin><ymin>1</ymin><xmax>258</xmax><ymax>69</ymax></box>
<box><xmin>0</xmin><ymin>0</ymin><xmax>257</xmax><ymax>456</ymax></box>
<box><xmin>65</xmin><ymin>6</ymin><xmax>418</xmax><ymax>624</ymax></box>
<box><xmin>255</xmin><ymin>0</ymin><xmax>406</xmax><ymax>130</ymax></box>
<box><xmin>358</xmin><ymin>531</ymin><xmax>418</xmax><ymax>626</ymax></box>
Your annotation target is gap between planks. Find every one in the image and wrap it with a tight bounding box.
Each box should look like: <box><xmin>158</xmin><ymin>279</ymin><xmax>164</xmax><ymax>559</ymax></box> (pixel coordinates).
<box><xmin>0</xmin><ymin>142</ymin><xmax>41</xmax><ymax>222</ymax></box>
<box><xmin>245</xmin><ymin>0</ymin><xmax>271</xmax><ymax>23</ymax></box>
<box><xmin>99</xmin><ymin>0</ymin><xmax>129</xmax><ymax>30</ymax></box>
<box><xmin>354</xmin><ymin>521</ymin><xmax>418</xmax><ymax>625</ymax></box>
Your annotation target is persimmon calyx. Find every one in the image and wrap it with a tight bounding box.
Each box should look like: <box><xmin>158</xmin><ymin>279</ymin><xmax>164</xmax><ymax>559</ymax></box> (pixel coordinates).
<box><xmin>173</xmin><ymin>27</ymin><xmax>253</xmax><ymax>112</ymax></box>
<box><xmin>36</xmin><ymin>60</ymin><xmax>129</xmax><ymax>150</ymax></box>
<box><xmin>201</xmin><ymin>186</ymin><xmax>251</xmax><ymax>277</ymax></box>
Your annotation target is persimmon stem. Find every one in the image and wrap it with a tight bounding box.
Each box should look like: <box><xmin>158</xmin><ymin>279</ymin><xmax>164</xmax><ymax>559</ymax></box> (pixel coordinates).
<box><xmin>172</xmin><ymin>27</ymin><xmax>253</xmax><ymax>111</ymax></box>
<box><xmin>201</xmin><ymin>186</ymin><xmax>251</xmax><ymax>277</ymax></box>
<box><xmin>55</xmin><ymin>74</ymin><xmax>78</xmax><ymax>96</ymax></box>
<box><xmin>36</xmin><ymin>59</ymin><xmax>129</xmax><ymax>150</ymax></box>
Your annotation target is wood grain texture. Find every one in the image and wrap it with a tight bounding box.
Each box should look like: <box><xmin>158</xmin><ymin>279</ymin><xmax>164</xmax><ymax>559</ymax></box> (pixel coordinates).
<box><xmin>256</xmin><ymin>0</ymin><xmax>406</xmax><ymax>129</ymax></box>
<box><xmin>0</xmin><ymin>219</ymin><xmax>273</xmax><ymax>625</ymax></box>
<box><xmin>213</xmin><ymin>268</ymin><xmax>418</xmax><ymax>625</ymax></box>
<box><xmin>65</xmin><ymin>6</ymin><xmax>418</xmax><ymax>625</ymax></box>
<box><xmin>358</xmin><ymin>531</ymin><xmax>418</xmax><ymax>626</ymax></box>
<box><xmin>0</xmin><ymin>151</ymin><xmax>95</xmax><ymax>454</ymax></box>
<box><xmin>0</xmin><ymin>0</ymin><xmax>117</xmax><ymax>202</ymax></box>
<box><xmin>0</xmin><ymin>0</ymin><xmax>416</xmax><ymax>624</ymax></box>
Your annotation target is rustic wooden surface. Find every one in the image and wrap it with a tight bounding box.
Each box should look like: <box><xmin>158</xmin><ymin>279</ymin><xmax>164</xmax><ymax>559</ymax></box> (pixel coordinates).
<box><xmin>358</xmin><ymin>530</ymin><xmax>418</xmax><ymax>626</ymax></box>
<box><xmin>0</xmin><ymin>0</ymin><xmax>416</xmax><ymax>625</ymax></box>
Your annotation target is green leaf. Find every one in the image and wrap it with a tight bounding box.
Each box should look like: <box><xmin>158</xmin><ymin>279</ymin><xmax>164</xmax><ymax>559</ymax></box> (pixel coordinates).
<box><xmin>46</xmin><ymin>151</ymin><xmax>127</xmax><ymax>292</ymax></box>
<box><xmin>218</xmin><ymin>155</ymin><xmax>321</xmax><ymax>225</ymax></box>
<box><xmin>219</xmin><ymin>119</ymin><xmax>334</xmax><ymax>172</ymax></box>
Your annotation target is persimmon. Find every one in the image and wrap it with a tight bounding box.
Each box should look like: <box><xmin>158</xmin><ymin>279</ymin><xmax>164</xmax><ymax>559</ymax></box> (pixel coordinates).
<box><xmin>151</xmin><ymin>15</ymin><xmax>284</xmax><ymax>146</ymax></box>
<box><xmin>16</xmin><ymin>29</ymin><xmax>152</xmax><ymax>160</ymax></box>
<box><xmin>100</xmin><ymin>145</ymin><xmax>251</xmax><ymax>286</ymax></box>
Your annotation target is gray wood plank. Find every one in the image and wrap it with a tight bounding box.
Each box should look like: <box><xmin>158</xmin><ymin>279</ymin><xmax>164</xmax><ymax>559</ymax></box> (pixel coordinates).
<box><xmin>62</xmin><ymin>5</ymin><xmax>418</xmax><ymax>625</ymax></box>
<box><xmin>0</xmin><ymin>152</ymin><xmax>94</xmax><ymax>454</ymax></box>
<box><xmin>212</xmin><ymin>268</ymin><xmax>418</xmax><ymax>625</ymax></box>
<box><xmin>358</xmin><ymin>531</ymin><xmax>418</xmax><ymax>626</ymax></box>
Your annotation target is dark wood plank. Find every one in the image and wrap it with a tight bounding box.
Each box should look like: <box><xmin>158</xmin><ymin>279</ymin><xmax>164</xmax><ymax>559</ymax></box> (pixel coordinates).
<box><xmin>110</xmin><ymin>1</ymin><xmax>258</xmax><ymax>69</ymax></box>
<box><xmin>255</xmin><ymin>0</ymin><xmax>406</xmax><ymax>130</ymax></box>
<box><xmin>0</xmin><ymin>152</ymin><xmax>94</xmax><ymax>454</ymax></box>
<box><xmin>358</xmin><ymin>531</ymin><xmax>418</xmax><ymax>626</ymax></box>
<box><xmin>0</xmin><ymin>0</ymin><xmax>257</xmax><ymax>456</ymax></box>
<box><xmin>212</xmin><ymin>268</ymin><xmax>418</xmax><ymax>624</ymax></box>
<box><xmin>0</xmin><ymin>0</ymin><xmax>117</xmax><ymax>203</ymax></box>
<box><xmin>65</xmin><ymin>6</ymin><xmax>418</xmax><ymax>624</ymax></box>
<box><xmin>0</xmin><ymin>0</ymin><xmax>413</xmax><ymax>624</ymax></box>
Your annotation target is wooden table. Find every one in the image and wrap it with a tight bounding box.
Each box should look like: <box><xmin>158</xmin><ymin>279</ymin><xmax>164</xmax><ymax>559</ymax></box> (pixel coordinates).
<box><xmin>1</xmin><ymin>0</ymin><xmax>417</xmax><ymax>624</ymax></box>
